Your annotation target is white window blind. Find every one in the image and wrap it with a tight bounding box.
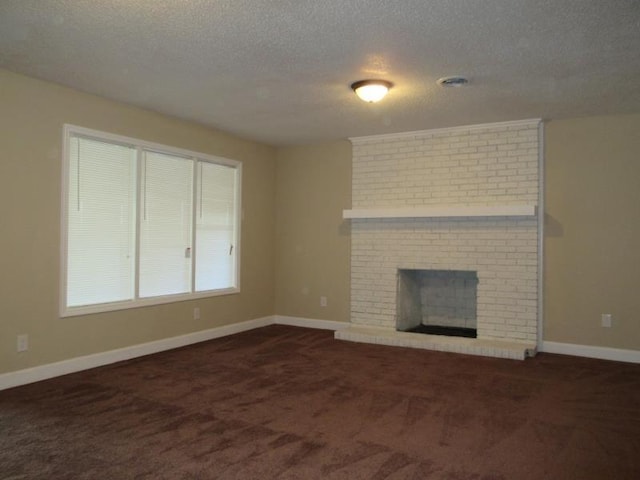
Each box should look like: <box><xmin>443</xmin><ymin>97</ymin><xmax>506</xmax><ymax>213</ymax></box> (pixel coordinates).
<box><xmin>62</xmin><ymin>125</ymin><xmax>241</xmax><ymax>316</ymax></box>
<box><xmin>139</xmin><ymin>151</ymin><xmax>193</xmax><ymax>298</ymax></box>
<box><xmin>195</xmin><ymin>161</ymin><xmax>237</xmax><ymax>291</ymax></box>
<box><xmin>66</xmin><ymin>136</ymin><xmax>136</xmax><ymax>307</ymax></box>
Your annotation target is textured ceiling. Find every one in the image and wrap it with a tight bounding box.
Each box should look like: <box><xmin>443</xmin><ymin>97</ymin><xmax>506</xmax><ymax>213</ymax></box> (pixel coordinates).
<box><xmin>1</xmin><ymin>0</ymin><xmax>639</xmax><ymax>146</ymax></box>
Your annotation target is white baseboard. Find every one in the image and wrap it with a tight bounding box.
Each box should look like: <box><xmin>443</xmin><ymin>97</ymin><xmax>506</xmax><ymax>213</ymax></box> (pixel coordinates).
<box><xmin>4</xmin><ymin>321</ymin><xmax>637</xmax><ymax>392</ymax></box>
<box><xmin>542</xmin><ymin>341</ymin><xmax>640</xmax><ymax>364</ymax></box>
<box><xmin>0</xmin><ymin>315</ymin><xmax>350</xmax><ymax>392</ymax></box>
<box><xmin>0</xmin><ymin>316</ymin><xmax>273</xmax><ymax>392</ymax></box>
<box><xmin>273</xmin><ymin>315</ymin><xmax>349</xmax><ymax>331</ymax></box>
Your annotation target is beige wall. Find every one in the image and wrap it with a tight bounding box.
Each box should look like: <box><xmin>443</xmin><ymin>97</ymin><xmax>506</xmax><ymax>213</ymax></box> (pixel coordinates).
<box><xmin>544</xmin><ymin>114</ymin><xmax>640</xmax><ymax>350</ymax></box>
<box><xmin>273</xmin><ymin>115</ymin><xmax>640</xmax><ymax>353</ymax></box>
<box><xmin>2</xmin><ymin>68</ymin><xmax>637</xmax><ymax>378</ymax></box>
<box><xmin>275</xmin><ymin>142</ymin><xmax>351</xmax><ymax>322</ymax></box>
<box><xmin>0</xmin><ymin>69</ymin><xmax>277</xmax><ymax>374</ymax></box>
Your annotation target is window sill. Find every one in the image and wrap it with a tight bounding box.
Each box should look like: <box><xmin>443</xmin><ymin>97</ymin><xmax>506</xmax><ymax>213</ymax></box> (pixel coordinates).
<box><xmin>60</xmin><ymin>287</ymin><xmax>240</xmax><ymax>318</ymax></box>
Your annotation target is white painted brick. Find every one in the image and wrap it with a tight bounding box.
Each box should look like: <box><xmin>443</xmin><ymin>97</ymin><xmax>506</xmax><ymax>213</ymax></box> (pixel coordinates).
<box><xmin>350</xmin><ymin>122</ymin><xmax>539</xmax><ymax>343</ymax></box>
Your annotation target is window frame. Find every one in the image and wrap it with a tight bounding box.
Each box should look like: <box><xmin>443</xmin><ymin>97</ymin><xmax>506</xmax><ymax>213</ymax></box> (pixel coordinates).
<box><xmin>60</xmin><ymin>124</ymin><xmax>242</xmax><ymax>318</ymax></box>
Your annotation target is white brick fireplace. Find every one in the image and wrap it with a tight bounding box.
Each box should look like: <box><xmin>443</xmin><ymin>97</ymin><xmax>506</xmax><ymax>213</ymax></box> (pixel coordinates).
<box><xmin>335</xmin><ymin>120</ymin><xmax>542</xmax><ymax>360</ymax></box>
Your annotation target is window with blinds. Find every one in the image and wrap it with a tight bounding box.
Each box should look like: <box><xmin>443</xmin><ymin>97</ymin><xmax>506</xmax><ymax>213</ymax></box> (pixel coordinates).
<box><xmin>61</xmin><ymin>125</ymin><xmax>241</xmax><ymax>316</ymax></box>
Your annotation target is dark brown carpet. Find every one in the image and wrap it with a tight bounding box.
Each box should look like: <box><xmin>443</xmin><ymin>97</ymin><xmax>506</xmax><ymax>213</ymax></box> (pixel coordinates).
<box><xmin>1</xmin><ymin>325</ymin><xmax>639</xmax><ymax>479</ymax></box>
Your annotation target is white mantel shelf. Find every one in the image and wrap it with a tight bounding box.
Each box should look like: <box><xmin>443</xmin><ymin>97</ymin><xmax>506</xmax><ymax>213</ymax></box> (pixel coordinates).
<box><xmin>343</xmin><ymin>205</ymin><xmax>537</xmax><ymax>219</ymax></box>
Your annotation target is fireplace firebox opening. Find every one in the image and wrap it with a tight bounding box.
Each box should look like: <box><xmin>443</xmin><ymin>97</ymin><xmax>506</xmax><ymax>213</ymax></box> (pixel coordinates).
<box><xmin>397</xmin><ymin>269</ymin><xmax>478</xmax><ymax>339</ymax></box>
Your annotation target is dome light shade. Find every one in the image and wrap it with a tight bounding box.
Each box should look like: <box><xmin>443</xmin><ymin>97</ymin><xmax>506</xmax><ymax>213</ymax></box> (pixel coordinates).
<box><xmin>351</xmin><ymin>79</ymin><xmax>393</xmax><ymax>103</ymax></box>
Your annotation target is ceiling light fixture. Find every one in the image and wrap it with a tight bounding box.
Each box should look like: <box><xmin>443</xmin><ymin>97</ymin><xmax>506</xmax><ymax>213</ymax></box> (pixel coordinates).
<box><xmin>351</xmin><ymin>79</ymin><xmax>393</xmax><ymax>103</ymax></box>
<box><xmin>437</xmin><ymin>76</ymin><xmax>469</xmax><ymax>87</ymax></box>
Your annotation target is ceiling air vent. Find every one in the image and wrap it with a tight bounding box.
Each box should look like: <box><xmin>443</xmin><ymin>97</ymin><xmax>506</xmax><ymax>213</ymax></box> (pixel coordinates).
<box><xmin>437</xmin><ymin>76</ymin><xmax>469</xmax><ymax>87</ymax></box>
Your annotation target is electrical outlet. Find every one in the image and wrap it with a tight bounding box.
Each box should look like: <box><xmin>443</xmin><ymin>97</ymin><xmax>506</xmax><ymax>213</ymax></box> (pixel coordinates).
<box><xmin>320</xmin><ymin>296</ymin><xmax>328</xmax><ymax>307</ymax></box>
<box><xmin>17</xmin><ymin>334</ymin><xmax>28</xmax><ymax>352</ymax></box>
<box><xmin>601</xmin><ymin>313</ymin><xmax>612</xmax><ymax>328</ymax></box>
<box><xmin>193</xmin><ymin>307</ymin><xmax>200</xmax><ymax>320</ymax></box>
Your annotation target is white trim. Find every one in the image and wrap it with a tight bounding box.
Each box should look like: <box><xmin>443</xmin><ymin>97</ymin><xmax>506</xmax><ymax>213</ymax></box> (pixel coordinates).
<box><xmin>0</xmin><ymin>316</ymin><xmax>350</xmax><ymax>391</ymax></box>
<box><xmin>542</xmin><ymin>341</ymin><xmax>640</xmax><ymax>364</ymax></box>
<box><xmin>0</xmin><ymin>317</ymin><xmax>271</xmax><ymax>392</ymax></box>
<box><xmin>135</xmin><ymin>145</ymin><xmax>143</xmax><ymax>300</ymax></box>
<box><xmin>233</xmin><ymin>162</ymin><xmax>242</xmax><ymax>292</ymax></box>
<box><xmin>59</xmin><ymin>125</ymin><xmax>71</xmax><ymax>318</ymax></box>
<box><xmin>60</xmin><ymin>124</ymin><xmax>242</xmax><ymax>318</ymax></box>
<box><xmin>349</xmin><ymin>119</ymin><xmax>542</xmax><ymax>145</ymax></box>
<box><xmin>190</xmin><ymin>157</ymin><xmax>199</xmax><ymax>296</ymax></box>
<box><xmin>62</xmin><ymin>287</ymin><xmax>241</xmax><ymax>317</ymax></box>
<box><xmin>537</xmin><ymin>122</ymin><xmax>545</xmax><ymax>349</ymax></box>
<box><xmin>64</xmin><ymin>124</ymin><xmax>241</xmax><ymax>169</ymax></box>
<box><xmin>343</xmin><ymin>205</ymin><xmax>536</xmax><ymax>219</ymax></box>
<box><xmin>273</xmin><ymin>315</ymin><xmax>349</xmax><ymax>331</ymax></box>
<box><xmin>4</xmin><ymin>316</ymin><xmax>637</xmax><ymax>392</ymax></box>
